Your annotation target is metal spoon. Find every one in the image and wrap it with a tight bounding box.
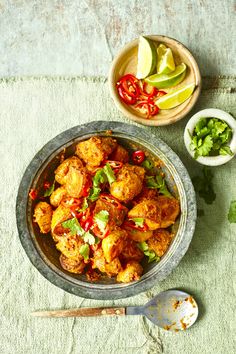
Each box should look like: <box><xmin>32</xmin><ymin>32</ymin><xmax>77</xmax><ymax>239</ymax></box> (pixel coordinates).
<box><xmin>32</xmin><ymin>289</ymin><xmax>198</xmax><ymax>331</ymax></box>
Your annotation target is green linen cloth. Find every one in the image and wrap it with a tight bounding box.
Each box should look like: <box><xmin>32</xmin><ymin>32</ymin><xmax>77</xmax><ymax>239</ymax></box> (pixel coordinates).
<box><xmin>0</xmin><ymin>76</ymin><xmax>235</xmax><ymax>354</ymax></box>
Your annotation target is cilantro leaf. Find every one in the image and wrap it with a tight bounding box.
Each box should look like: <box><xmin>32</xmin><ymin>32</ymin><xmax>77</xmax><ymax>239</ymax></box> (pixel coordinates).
<box><xmin>197</xmin><ymin>135</ymin><xmax>213</xmax><ymax>156</ymax></box>
<box><xmin>103</xmin><ymin>163</ymin><xmax>116</xmax><ymax>185</ymax></box>
<box><xmin>44</xmin><ymin>182</ymin><xmax>55</xmax><ymax>197</ymax></box>
<box><xmin>131</xmin><ymin>218</ymin><xmax>145</xmax><ymax>227</ymax></box>
<box><xmin>89</xmin><ymin>186</ymin><xmax>101</xmax><ymax>202</ymax></box>
<box><xmin>146</xmin><ymin>174</ymin><xmax>172</xmax><ymax>197</ymax></box>
<box><xmin>219</xmin><ymin>145</ymin><xmax>233</xmax><ymax>156</ymax></box>
<box><xmin>94</xmin><ymin>210</ymin><xmax>109</xmax><ymax>231</ymax></box>
<box><xmin>228</xmin><ymin>200</ymin><xmax>236</xmax><ymax>223</ymax></box>
<box><xmin>61</xmin><ymin>218</ymin><xmax>84</xmax><ymax>235</ymax></box>
<box><xmin>79</xmin><ymin>244</ymin><xmax>90</xmax><ymax>260</ymax></box>
<box><xmin>192</xmin><ymin>167</ymin><xmax>216</xmax><ymax>204</ymax></box>
<box><xmin>138</xmin><ymin>242</ymin><xmax>160</xmax><ymax>263</ymax></box>
<box><xmin>195</xmin><ymin>118</ymin><xmax>207</xmax><ymax>134</ymax></box>
<box><xmin>93</xmin><ymin>169</ymin><xmax>107</xmax><ymax>187</ymax></box>
<box><xmin>83</xmin><ymin>231</ymin><xmax>96</xmax><ymax>245</ymax></box>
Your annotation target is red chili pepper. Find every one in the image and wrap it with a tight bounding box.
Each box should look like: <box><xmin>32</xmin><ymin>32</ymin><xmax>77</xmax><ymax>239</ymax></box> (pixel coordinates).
<box><xmin>104</xmin><ymin>160</ymin><xmax>123</xmax><ymax>170</ymax></box>
<box><xmin>62</xmin><ymin>197</ymin><xmax>81</xmax><ymax>208</ymax></box>
<box><xmin>155</xmin><ymin>90</ymin><xmax>166</xmax><ymax>99</ymax></box>
<box><xmin>29</xmin><ymin>189</ymin><xmax>38</xmax><ymax>200</ymax></box>
<box><xmin>117</xmin><ymin>85</ymin><xmax>137</xmax><ymax>105</ymax></box>
<box><xmin>118</xmin><ymin>74</ymin><xmax>140</xmax><ymax>98</ymax></box>
<box><xmin>148</xmin><ymin>102</ymin><xmax>159</xmax><ymax>116</ymax></box>
<box><xmin>132</xmin><ymin>150</ymin><xmax>145</xmax><ymax>165</ymax></box>
<box><xmin>43</xmin><ymin>181</ymin><xmax>51</xmax><ymax>190</ymax></box>
<box><xmin>123</xmin><ymin>220</ymin><xmax>148</xmax><ymax>232</ymax></box>
<box><xmin>139</xmin><ymin>81</ymin><xmax>158</xmax><ymax>98</ymax></box>
<box><xmin>81</xmin><ymin>178</ymin><xmax>92</xmax><ymax>197</ymax></box>
<box><xmin>100</xmin><ymin>193</ymin><xmax>126</xmax><ymax>210</ymax></box>
<box><xmin>92</xmin><ymin>224</ymin><xmax>110</xmax><ymax>239</ymax></box>
<box><xmin>81</xmin><ymin>215</ymin><xmax>94</xmax><ymax>231</ymax></box>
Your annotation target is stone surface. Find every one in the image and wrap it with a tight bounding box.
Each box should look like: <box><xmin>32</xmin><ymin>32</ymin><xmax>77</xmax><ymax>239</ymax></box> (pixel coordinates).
<box><xmin>0</xmin><ymin>0</ymin><xmax>235</xmax><ymax>77</ymax></box>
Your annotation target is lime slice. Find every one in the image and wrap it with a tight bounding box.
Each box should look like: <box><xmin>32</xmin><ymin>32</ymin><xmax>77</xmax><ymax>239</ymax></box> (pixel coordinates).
<box><xmin>136</xmin><ymin>36</ymin><xmax>157</xmax><ymax>79</ymax></box>
<box><xmin>145</xmin><ymin>63</ymin><xmax>187</xmax><ymax>89</ymax></box>
<box><xmin>157</xmin><ymin>47</ymin><xmax>175</xmax><ymax>74</ymax></box>
<box><xmin>156</xmin><ymin>83</ymin><xmax>195</xmax><ymax>109</ymax></box>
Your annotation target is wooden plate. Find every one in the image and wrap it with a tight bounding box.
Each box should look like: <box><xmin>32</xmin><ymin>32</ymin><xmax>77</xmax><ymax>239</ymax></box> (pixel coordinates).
<box><xmin>108</xmin><ymin>35</ymin><xmax>201</xmax><ymax>126</ymax></box>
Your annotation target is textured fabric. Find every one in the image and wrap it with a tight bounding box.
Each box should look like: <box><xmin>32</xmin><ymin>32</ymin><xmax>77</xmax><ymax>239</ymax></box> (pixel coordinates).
<box><xmin>0</xmin><ymin>76</ymin><xmax>235</xmax><ymax>354</ymax></box>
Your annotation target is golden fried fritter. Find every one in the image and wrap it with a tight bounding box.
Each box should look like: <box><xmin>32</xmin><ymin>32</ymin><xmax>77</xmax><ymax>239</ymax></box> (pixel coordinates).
<box><xmin>34</xmin><ymin>201</ymin><xmax>52</xmax><ymax>234</ymax></box>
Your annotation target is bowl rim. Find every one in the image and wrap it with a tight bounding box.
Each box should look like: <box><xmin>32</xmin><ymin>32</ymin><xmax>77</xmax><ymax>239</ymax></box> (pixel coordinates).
<box><xmin>184</xmin><ymin>108</ymin><xmax>236</xmax><ymax>166</ymax></box>
<box><xmin>108</xmin><ymin>34</ymin><xmax>202</xmax><ymax>127</ymax></box>
<box><xmin>16</xmin><ymin>121</ymin><xmax>197</xmax><ymax>300</ymax></box>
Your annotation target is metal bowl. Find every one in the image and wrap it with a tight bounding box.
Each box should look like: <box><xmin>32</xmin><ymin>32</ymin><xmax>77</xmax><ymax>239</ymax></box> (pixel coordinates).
<box><xmin>16</xmin><ymin>121</ymin><xmax>196</xmax><ymax>300</ymax></box>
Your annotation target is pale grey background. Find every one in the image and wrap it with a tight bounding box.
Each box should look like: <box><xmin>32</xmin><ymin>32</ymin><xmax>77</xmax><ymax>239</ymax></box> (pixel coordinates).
<box><xmin>0</xmin><ymin>0</ymin><xmax>235</xmax><ymax>77</ymax></box>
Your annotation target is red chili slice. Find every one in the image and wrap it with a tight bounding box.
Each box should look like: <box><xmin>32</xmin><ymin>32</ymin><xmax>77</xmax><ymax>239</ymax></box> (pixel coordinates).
<box><xmin>118</xmin><ymin>74</ymin><xmax>140</xmax><ymax>98</ymax></box>
<box><xmin>104</xmin><ymin>160</ymin><xmax>123</xmax><ymax>170</ymax></box>
<box><xmin>123</xmin><ymin>220</ymin><xmax>148</xmax><ymax>232</ymax></box>
<box><xmin>117</xmin><ymin>85</ymin><xmax>137</xmax><ymax>105</ymax></box>
<box><xmin>62</xmin><ymin>197</ymin><xmax>81</xmax><ymax>208</ymax></box>
<box><xmin>43</xmin><ymin>181</ymin><xmax>51</xmax><ymax>190</ymax></box>
<box><xmin>99</xmin><ymin>193</ymin><xmax>126</xmax><ymax>210</ymax></box>
<box><xmin>81</xmin><ymin>215</ymin><xmax>94</xmax><ymax>231</ymax></box>
<box><xmin>81</xmin><ymin>178</ymin><xmax>92</xmax><ymax>197</ymax></box>
<box><xmin>155</xmin><ymin>90</ymin><xmax>166</xmax><ymax>99</ymax></box>
<box><xmin>132</xmin><ymin>150</ymin><xmax>145</xmax><ymax>165</ymax></box>
<box><xmin>92</xmin><ymin>224</ymin><xmax>110</xmax><ymax>239</ymax></box>
<box><xmin>29</xmin><ymin>189</ymin><xmax>38</xmax><ymax>200</ymax></box>
<box><xmin>139</xmin><ymin>81</ymin><xmax>158</xmax><ymax>98</ymax></box>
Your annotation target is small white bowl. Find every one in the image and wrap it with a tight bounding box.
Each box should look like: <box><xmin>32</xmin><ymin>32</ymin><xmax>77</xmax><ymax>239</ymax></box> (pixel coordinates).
<box><xmin>184</xmin><ymin>108</ymin><xmax>236</xmax><ymax>166</ymax></box>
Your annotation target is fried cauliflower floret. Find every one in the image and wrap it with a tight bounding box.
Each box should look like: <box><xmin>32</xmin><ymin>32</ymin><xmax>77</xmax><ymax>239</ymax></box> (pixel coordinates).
<box><xmin>128</xmin><ymin>199</ymin><xmax>161</xmax><ymax>230</ymax></box>
<box><xmin>50</xmin><ymin>186</ymin><xmax>67</xmax><ymax>207</ymax></box>
<box><xmin>109</xmin><ymin>144</ymin><xmax>129</xmax><ymax>163</ymax></box>
<box><xmin>120</xmin><ymin>239</ymin><xmax>144</xmax><ymax>262</ymax></box>
<box><xmin>117</xmin><ymin>261</ymin><xmax>143</xmax><ymax>283</ymax></box>
<box><xmin>110</xmin><ymin>164</ymin><xmax>145</xmax><ymax>202</ymax></box>
<box><xmin>60</xmin><ymin>254</ymin><xmax>86</xmax><ymax>274</ymax></box>
<box><xmin>105</xmin><ymin>257</ymin><xmax>122</xmax><ymax>277</ymax></box>
<box><xmin>147</xmin><ymin>229</ymin><xmax>173</xmax><ymax>257</ymax></box>
<box><xmin>75</xmin><ymin>136</ymin><xmax>117</xmax><ymax>167</ymax></box>
<box><xmin>56</xmin><ymin>233</ymin><xmax>85</xmax><ymax>260</ymax></box>
<box><xmin>124</xmin><ymin>227</ymin><xmax>154</xmax><ymax>242</ymax></box>
<box><xmin>157</xmin><ymin>195</ymin><xmax>180</xmax><ymax>228</ymax></box>
<box><xmin>102</xmin><ymin>228</ymin><xmax>127</xmax><ymax>263</ymax></box>
<box><xmin>65</xmin><ymin>166</ymin><xmax>90</xmax><ymax>198</ymax></box>
<box><xmin>34</xmin><ymin>201</ymin><xmax>52</xmax><ymax>234</ymax></box>
<box><xmin>94</xmin><ymin>197</ymin><xmax>128</xmax><ymax>226</ymax></box>
<box><xmin>51</xmin><ymin>204</ymin><xmax>72</xmax><ymax>242</ymax></box>
<box><xmin>55</xmin><ymin>156</ymin><xmax>83</xmax><ymax>185</ymax></box>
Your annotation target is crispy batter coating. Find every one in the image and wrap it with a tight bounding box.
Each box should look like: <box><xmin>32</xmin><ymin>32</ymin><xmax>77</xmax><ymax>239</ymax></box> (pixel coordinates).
<box><xmin>65</xmin><ymin>166</ymin><xmax>90</xmax><ymax>198</ymax></box>
<box><xmin>92</xmin><ymin>248</ymin><xmax>121</xmax><ymax>276</ymax></box>
<box><xmin>120</xmin><ymin>239</ymin><xmax>144</xmax><ymax>262</ymax></box>
<box><xmin>109</xmin><ymin>144</ymin><xmax>129</xmax><ymax>163</ymax></box>
<box><xmin>117</xmin><ymin>261</ymin><xmax>143</xmax><ymax>283</ymax></box>
<box><xmin>133</xmin><ymin>187</ymin><xmax>159</xmax><ymax>204</ymax></box>
<box><xmin>157</xmin><ymin>195</ymin><xmax>180</xmax><ymax>228</ymax></box>
<box><xmin>55</xmin><ymin>156</ymin><xmax>83</xmax><ymax>185</ymax></box>
<box><xmin>124</xmin><ymin>227</ymin><xmax>154</xmax><ymax>242</ymax></box>
<box><xmin>51</xmin><ymin>204</ymin><xmax>72</xmax><ymax>242</ymax></box>
<box><xmin>102</xmin><ymin>228</ymin><xmax>127</xmax><ymax>263</ymax></box>
<box><xmin>60</xmin><ymin>254</ymin><xmax>86</xmax><ymax>274</ymax></box>
<box><xmin>50</xmin><ymin>186</ymin><xmax>67</xmax><ymax>207</ymax></box>
<box><xmin>94</xmin><ymin>197</ymin><xmax>128</xmax><ymax>226</ymax></box>
<box><xmin>128</xmin><ymin>199</ymin><xmax>161</xmax><ymax>230</ymax></box>
<box><xmin>147</xmin><ymin>229</ymin><xmax>173</xmax><ymax>257</ymax></box>
<box><xmin>56</xmin><ymin>233</ymin><xmax>84</xmax><ymax>260</ymax></box>
<box><xmin>105</xmin><ymin>257</ymin><xmax>122</xmax><ymax>277</ymax></box>
<box><xmin>76</xmin><ymin>136</ymin><xmax>117</xmax><ymax>167</ymax></box>
<box><xmin>110</xmin><ymin>164</ymin><xmax>145</xmax><ymax>202</ymax></box>
<box><xmin>34</xmin><ymin>201</ymin><xmax>52</xmax><ymax>234</ymax></box>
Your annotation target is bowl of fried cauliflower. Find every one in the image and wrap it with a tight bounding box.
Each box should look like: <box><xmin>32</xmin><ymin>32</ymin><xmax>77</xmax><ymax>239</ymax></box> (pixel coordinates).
<box><xmin>16</xmin><ymin>121</ymin><xmax>196</xmax><ymax>299</ymax></box>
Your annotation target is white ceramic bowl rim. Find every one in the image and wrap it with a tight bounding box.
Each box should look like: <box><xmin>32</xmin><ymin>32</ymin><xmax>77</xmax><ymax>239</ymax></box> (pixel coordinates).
<box><xmin>184</xmin><ymin>108</ymin><xmax>236</xmax><ymax>166</ymax></box>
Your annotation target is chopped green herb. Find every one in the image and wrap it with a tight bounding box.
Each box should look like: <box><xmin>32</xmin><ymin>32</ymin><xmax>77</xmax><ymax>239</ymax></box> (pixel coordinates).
<box><xmin>83</xmin><ymin>231</ymin><xmax>96</xmax><ymax>245</ymax></box>
<box><xmin>94</xmin><ymin>210</ymin><xmax>109</xmax><ymax>231</ymax></box>
<box><xmin>79</xmin><ymin>244</ymin><xmax>90</xmax><ymax>261</ymax></box>
<box><xmin>192</xmin><ymin>167</ymin><xmax>216</xmax><ymax>204</ymax></box>
<box><xmin>142</xmin><ymin>159</ymin><xmax>154</xmax><ymax>170</ymax></box>
<box><xmin>89</xmin><ymin>186</ymin><xmax>101</xmax><ymax>202</ymax></box>
<box><xmin>131</xmin><ymin>218</ymin><xmax>145</xmax><ymax>227</ymax></box>
<box><xmin>61</xmin><ymin>218</ymin><xmax>84</xmax><ymax>235</ymax></box>
<box><xmin>44</xmin><ymin>182</ymin><xmax>55</xmax><ymax>197</ymax></box>
<box><xmin>103</xmin><ymin>163</ymin><xmax>116</xmax><ymax>185</ymax></box>
<box><xmin>146</xmin><ymin>174</ymin><xmax>172</xmax><ymax>198</ymax></box>
<box><xmin>138</xmin><ymin>242</ymin><xmax>160</xmax><ymax>263</ymax></box>
<box><xmin>189</xmin><ymin>117</ymin><xmax>233</xmax><ymax>158</ymax></box>
<box><xmin>228</xmin><ymin>200</ymin><xmax>236</xmax><ymax>223</ymax></box>
<box><xmin>93</xmin><ymin>169</ymin><xmax>107</xmax><ymax>187</ymax></box>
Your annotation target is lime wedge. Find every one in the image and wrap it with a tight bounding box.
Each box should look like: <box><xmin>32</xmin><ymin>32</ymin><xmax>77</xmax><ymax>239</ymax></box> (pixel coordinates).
<box><xmin>156</xmin><ymin>83</ymin><xmax>195</xmax><ymax>109</ymax></box>
<box><xmin>145</xmin><ymin>63</ymin><xmax>187</xmax><ymax>89</ymax></box>
<box><xmin>136</xmin><ymin>36</ymin><xmax>157</xmax><ymax>79</ymax></box>
<box><xmin>157</xmin><ymin>46</ymin><xmax>175</xmax><ymax>74</ymax></box>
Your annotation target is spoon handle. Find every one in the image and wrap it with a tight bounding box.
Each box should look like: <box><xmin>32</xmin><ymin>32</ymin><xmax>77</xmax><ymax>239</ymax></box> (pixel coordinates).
<box><xmin>126</xmin><ymin>306</ymin><xmax>144</xmax><ymax>316</ymax></box>
<box><xmin>31</xmin><ymin>307</ymin><xmax>126</xmax><ymax>318</ymax></box>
